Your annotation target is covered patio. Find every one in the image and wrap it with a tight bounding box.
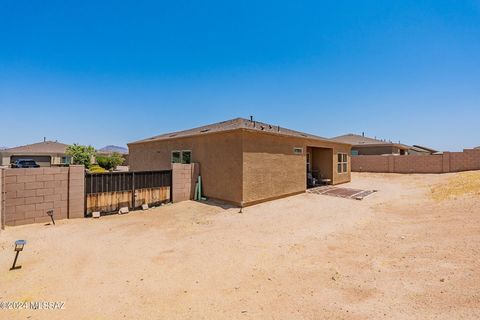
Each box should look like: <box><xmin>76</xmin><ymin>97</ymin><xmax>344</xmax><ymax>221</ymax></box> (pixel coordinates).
<box><xmin>306</xmin><ymin>146</ymin><xmax>334</xmax><ymax>188</ymax></box>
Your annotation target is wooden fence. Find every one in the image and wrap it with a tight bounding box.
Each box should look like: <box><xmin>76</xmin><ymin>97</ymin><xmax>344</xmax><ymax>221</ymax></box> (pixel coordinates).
<box><xmin>85</xmin><ymin>170</ymin><xmax>172</xmax><ymax>215</ymax></box>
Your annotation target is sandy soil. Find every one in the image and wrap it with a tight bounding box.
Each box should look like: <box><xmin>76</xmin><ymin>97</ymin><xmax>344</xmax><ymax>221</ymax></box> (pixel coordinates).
<box><xmin>1</xmin><ymin>172</ymin><xmax>479</xmax><ymax>319</ymax></box>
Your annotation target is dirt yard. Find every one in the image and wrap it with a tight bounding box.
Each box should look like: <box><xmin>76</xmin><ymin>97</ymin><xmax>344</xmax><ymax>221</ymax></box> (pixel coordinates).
<box><xmin>1</xmin><ymin>172</ymin><xmax>479</xmax><ymax>319</ymax></box>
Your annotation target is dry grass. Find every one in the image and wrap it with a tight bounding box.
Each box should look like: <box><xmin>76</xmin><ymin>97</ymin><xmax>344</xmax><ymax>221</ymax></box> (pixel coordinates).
<box><xmin>431</xmin><ymin>170</ymin><xmax>480</xmax><ymax>200</ymax></box>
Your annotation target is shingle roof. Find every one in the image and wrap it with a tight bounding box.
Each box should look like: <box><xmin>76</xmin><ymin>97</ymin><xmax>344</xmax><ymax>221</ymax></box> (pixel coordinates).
<box><xmin>330</xmin><ymin>133</ymin><xmax>410</xmax><ymax>149</ymax></box>
<box><xmin>130</xmin><ymin>118</ymin><xmax>336</xmax><ymax>144</ymax></box>
<box><xmin>3</xmin><ymin>141</ymin><xmax>69</xmax><ymax>154</ymax></box>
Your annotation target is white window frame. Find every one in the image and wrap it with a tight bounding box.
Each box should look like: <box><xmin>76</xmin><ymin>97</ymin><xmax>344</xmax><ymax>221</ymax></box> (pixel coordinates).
<box><xmin>337</xmin><ymin>153</ymin><xmax>348</xmax><ymax>174</ymax></box>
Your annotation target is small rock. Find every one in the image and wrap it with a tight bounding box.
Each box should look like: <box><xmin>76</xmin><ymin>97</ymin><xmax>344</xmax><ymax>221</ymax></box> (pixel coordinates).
<box><xmin>440</xmin><ymin>278</ymin><xmax>445</xmax><ymax>282</ymax></box>
<box><xmin>118</xmin><ymin>207</ymin><xmax>129</xmax><ymax>214</ymax></box>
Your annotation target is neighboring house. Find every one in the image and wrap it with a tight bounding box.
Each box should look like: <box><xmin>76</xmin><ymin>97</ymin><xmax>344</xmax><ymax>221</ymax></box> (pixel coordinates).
<box><xmin>331</xmin><ymin>133</ymin><xmax>411</xmax><ymax>156</ymax></box>
<box><xmin>475</xmin><ymin>146</ymin><xmax>480</xmax><ymax>150</ymax></box>
<box><xmin>0</xmin><ymin>140</ymin><xmax>71</xmax><ymax>167</ymax></box>
<box><xmin>128</xmin><ymin>118</ymin><xmax>351</xmax><ymax>207</ymax></box>
<box><xmin>408</xmin><ymin>145</ymin><xmax>438</xmax><ymax>155</ymax></box>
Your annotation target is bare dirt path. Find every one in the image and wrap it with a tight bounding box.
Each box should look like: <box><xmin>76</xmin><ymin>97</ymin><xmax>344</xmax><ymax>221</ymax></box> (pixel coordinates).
<box><xmin>1</xmin><ymin>172</ymin><xmax>479</xmax><ymax>319</ymax></box>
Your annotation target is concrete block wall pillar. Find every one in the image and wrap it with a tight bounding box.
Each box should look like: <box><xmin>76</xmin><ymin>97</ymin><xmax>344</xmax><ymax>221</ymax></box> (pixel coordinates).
<box><xmin>68</xmin><ymin>165</ymin><xmax>85</xmax><ymax>219</ymax></box>
<box><xmin>442</xmin><ymin>152</ymin><xmax>451</xmax><ymax>173</ymax></box>
<box><xmin>388</xmin><ymin>156</ymin><xmax>395</xmax><ymax>173</ymax></box>
<box><xmin>172</xmin><ymin>163</ymin><xmax>198</xmax><ymax>203</ymax></box>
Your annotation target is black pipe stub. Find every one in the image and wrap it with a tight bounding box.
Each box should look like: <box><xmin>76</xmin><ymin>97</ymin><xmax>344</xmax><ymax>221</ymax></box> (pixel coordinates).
<box><xmin>47</xmin><ymin>209</ymin><xmax>55</xmax><ymax>225</ymax></box>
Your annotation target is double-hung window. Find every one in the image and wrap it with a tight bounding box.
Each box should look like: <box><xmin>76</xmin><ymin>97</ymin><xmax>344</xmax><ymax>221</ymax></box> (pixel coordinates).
<box><xmin>337</xmin><ymin>153</ymin><xmax>348</xmax><ymax>173</ymax></box>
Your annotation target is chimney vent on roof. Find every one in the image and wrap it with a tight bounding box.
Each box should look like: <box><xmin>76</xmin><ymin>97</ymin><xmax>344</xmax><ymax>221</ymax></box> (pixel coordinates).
<box><xmin>362</xmin><ymin>132</ymin><xmax>365</xmax><ymax>137</ymax></box>
<box><xmin>44</xmin><ymin>137</ymin><xmax>46</xmax><ymax>142</ymax></box>
<box><xmin>250</xmin><ymin>116</ymin><xmax>253</xmax><ymax>122</ymax></box>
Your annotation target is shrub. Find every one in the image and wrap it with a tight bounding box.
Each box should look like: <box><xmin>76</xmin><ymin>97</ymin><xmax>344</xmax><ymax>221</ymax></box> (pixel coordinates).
<box><xmin>66</xmin><ymin>144</ymin><xmax>96</xmax><ymax>168</ymax></box>
<box><xmin>88</xmin><ymin>164</ymin><xmax>107</xmax><ymax>173</ymax></box>
<box><xmin>96</xmin><ymin>152</ymin><xmax>124</xmax><ymax>171</ymax></box>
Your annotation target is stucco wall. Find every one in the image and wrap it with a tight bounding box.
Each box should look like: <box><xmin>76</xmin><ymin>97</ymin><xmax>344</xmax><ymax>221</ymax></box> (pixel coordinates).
<box><xmin>129</xmin><ymin>131</ymin><xmax>244</xmax><ymax>204</ymax></box>
<box><xmin>2</xmin><ymin>165</ymin><xmax>85</xmax><ymax>226</ymax></box>
<box><xmin>312</xmin><ymin>148</ymin><xmax>333</xmax><ymax>180</ymax></box>
<box><xmin>242</xmin><ymin>131</ymin><xmax>306</xmax><ymax>205</ymax></box>
<box><xmin>242</xmin><ymin>131</ymin><xmax>351</xmax><ymax>205</ymax></box>
<box><xmin>129</xmin><ymin>129</ymin><xmax>351</xmax><ymax>206</ymax></box>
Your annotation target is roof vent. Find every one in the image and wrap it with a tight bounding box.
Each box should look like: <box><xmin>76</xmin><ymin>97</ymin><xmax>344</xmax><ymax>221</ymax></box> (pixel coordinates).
<box><xmin>200</xmin><ymin>129</ymin><xmax>210</xmax><ymax>133</ymax></box>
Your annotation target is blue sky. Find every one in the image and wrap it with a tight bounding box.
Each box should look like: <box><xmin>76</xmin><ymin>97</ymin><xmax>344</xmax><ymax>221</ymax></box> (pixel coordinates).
<box><xmin>0</xmin><ymin>0</ymin><xmax>479</xmax><ymax>151</ymax></box>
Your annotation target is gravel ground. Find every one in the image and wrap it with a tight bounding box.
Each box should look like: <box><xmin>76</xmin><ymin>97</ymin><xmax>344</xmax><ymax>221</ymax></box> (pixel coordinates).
<box><xmin>0</xmin><ymin>172</ymin><xmax>479</xmax><ymax>319</ymax></box>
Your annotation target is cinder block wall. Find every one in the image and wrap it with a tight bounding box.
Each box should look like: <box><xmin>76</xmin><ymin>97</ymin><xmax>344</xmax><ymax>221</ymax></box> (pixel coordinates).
<box><xmin>0</xmin><ymin>169</ymin><xmax>4</xmax><ymax>229</ymax></box>
<box><xmin>172</xmin><ymin>163</ymin><xmax>199</xmax><ymax>203</ymax></box>
<box><xmin>352</xmin><ymin>149</ymin><xmax>480</xmax><ymax>173</ymax></box>
<box><xmin>3</xmin><ymin>165</ymin><xmax>85</xmax><ymax>226</ymax></box>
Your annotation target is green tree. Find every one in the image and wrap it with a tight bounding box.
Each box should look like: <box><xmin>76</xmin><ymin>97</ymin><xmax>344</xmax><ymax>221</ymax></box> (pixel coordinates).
<box><xmin>96</xmin><ymin>152</ymin><xmax>124</xmax><ymax>171</ymax></box>
<box><xmin>66</xmin><ymin>144</ymin><xmax>96</xmax><ymax>168</ymax></box>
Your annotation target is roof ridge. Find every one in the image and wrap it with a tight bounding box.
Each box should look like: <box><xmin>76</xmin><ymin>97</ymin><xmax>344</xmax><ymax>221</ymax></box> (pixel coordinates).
<box><xmin>129</xmin><ymin>117</ymin><xmax>333</xmax><ymax>145</ymax></box>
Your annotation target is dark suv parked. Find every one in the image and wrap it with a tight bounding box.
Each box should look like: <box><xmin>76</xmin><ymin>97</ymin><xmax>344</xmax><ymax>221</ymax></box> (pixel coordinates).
<box><xmin>11</xmin><ymin>159</ymin><xmax>40</xmax><ymax>168</ymax></box>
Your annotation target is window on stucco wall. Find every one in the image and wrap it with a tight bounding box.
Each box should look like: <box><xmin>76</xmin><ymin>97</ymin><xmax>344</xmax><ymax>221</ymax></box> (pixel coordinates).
<box><xmin>337</xmin><ymin>153</ymin><xmax>348</xmax><ymax>173</ymax></box>
<box><xmin>171</xmin><ymin>150</ymin><xmax>192</xmax><ymax>164</ymax></box>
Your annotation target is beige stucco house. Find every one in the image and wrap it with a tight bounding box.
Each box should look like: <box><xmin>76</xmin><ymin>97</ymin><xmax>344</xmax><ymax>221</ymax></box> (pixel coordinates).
<box><xmin>128</xmin><ymin>118</ymin><xmax>351</xmax><ymax>207</ymax></box>
<box><xmin>0</xmin><ymin>141</ymin><xmax>71</xmax><ymax>167</ymax></box>
<box><xmin>331</xmin><ymin>133</ymin><xmax>411</xmax><ymax>156</ymax></box>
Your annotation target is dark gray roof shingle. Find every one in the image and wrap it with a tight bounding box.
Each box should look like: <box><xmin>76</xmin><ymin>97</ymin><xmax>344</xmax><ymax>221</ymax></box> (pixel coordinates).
<box><xmin>130</xmin><ymin>118</ymin><xmax>335</xmax><ymax>144</ymax></box>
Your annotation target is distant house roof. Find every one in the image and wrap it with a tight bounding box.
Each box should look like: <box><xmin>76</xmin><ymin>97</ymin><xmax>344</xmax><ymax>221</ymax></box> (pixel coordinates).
<box><xmin>129</xmin><ymin>118</ymin><xmax>340</xmax><ymax>145</ymax></box>
<box><xmin>98</xmin><ymin>145</ymin><xmax>128</xmax><ymax>154</ymax></box>
<box><xmin>411</xmin><ymin>145</ymin><xmax>438</xmax><ymax>154</ymax></box>
<box><xmin>330</xmin><ymin>133</ymin><xmax>410</xmax><ymax>149</ymax></box>
<box><xmin>475</xmin><ymin>146</ymin><xmax>480</xmax><ymax>150</ymax></box>
<box><xmin>0</xmin><ymin>146</ymin><xmax>7</xmax><ymax>151</ymax></box>
<box><xmin>2</xmin><ymin>141</ymin><xmax>69</xmax><ymax>154</ymax></box>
